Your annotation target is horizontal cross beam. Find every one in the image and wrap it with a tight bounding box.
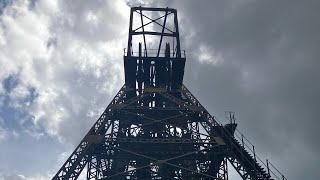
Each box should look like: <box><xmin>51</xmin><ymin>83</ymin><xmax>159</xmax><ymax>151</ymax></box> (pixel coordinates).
<box><xmin>131</xmin><ymin>31</ymin><xmax>177</xmax><ymax>37</ymax></box>
<box><xmin>132</xmin><ymin>7</ymin><xmax>177</xmax><ymax>13</ymax></box>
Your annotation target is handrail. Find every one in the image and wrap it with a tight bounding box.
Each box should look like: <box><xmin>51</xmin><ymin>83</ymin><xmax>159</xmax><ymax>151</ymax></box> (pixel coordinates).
<box><xmin>269</xmin><ymin>161</ymin><xmax>287</xmax><ymax>180</ymax></box>
<box><xmin>180</xmin><ymin>85</ymin><xmax>287</xmax><ymax>179</ymax></box>
<box><xmin>211</xmin><ymin>114</ymin><xmax>287</xmax><ymax>180</ymax></box>
<box><xmin>234</xmin><ymin>130</ymin><xmax>286</xmax><ymax>180</ymax></box>
<box><xmin>123</xmin><ymin>48</ymin><xmax>186</xmax><ymax>58</ymax></box>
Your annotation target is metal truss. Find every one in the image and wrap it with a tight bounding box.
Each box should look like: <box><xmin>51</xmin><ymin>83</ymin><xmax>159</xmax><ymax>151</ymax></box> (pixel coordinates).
<box><xmin>54</xmin><ymin>85</ymin><xmax>276</xmax><ymax>180</ymax></box>
<box><xmin>53</xmin><ymin>87</ymin><xmax>231</xmax><ymax>179</ymax></box>
<box><xmin>52</xmin><ymin>86</ymin><xmax>284</xmax><ymax>180</ymax></box>
<box><xmin>53</xmin><ymin>6</ymin><xmax>286</xmax><ymax>180</ymax></box>
<box><xmin>126</xmin><ymin>6</ymin><xmax>182</xmax><ymax>58</ymax></box>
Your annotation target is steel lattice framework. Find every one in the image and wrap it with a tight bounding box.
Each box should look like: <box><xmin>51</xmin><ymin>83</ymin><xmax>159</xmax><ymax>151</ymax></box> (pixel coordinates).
<box><xmin>52</xmin><ymin>7</ymin><xmax>287</xmax><ymax>180</ymax></box>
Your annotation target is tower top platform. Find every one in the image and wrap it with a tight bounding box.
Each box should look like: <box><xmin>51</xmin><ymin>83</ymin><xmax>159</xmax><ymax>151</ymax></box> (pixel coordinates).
<box><xmin>124</xmin><ymin>7</ymin><xmax>186</xmax><ymax>92</ymax></box>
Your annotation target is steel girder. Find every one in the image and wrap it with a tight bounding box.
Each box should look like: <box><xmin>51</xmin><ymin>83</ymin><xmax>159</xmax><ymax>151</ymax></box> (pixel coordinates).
<box><xmin>53</xmin><ymin>6</ymin><xmax>282</xmax><ymax>180</ymax></box>
<box><xmin>53</xmin><ymin>86</ymin><xmax>232</xmax><ymax>179</ymax></box>
<box><xmin>52</xmin><ymin>85</ymin><xmax>276</xmax><ymax>180</ymax></box>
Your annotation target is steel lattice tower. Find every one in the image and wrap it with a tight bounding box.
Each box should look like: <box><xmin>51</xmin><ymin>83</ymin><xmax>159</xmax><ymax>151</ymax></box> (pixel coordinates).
<box><xmin>53</xmin><ymin>7</ymin><xmax>287</xmax><ymax>180</ymax></box>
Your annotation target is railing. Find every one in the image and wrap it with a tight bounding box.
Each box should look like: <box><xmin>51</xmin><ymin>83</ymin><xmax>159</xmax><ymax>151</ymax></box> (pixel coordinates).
<box><xmin>233</xmin><ymin>129</ymin><xmax>287</xmax><ymax>180</ymax></box>
<box><xmin>123</xmin><ymin>48</ymin><xmax>186</xmax><ymax>58</ymax></box>
<box><xmin>218</xmin><ymin>113</ymin><xmax>287</xmax><ymax>180</ymax></box>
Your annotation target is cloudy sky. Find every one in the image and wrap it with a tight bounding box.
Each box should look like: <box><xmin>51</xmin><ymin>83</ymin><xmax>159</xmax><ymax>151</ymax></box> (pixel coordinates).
<box><xmin>0</xmin><ymin>0</ymin><xmax>319</xmax><ymax>179</ymax></box>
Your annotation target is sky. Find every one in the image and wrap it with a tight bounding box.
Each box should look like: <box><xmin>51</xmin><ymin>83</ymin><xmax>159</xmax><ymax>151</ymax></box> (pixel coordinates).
<box><xmin>0</xmin><ymin>0</ymin><xmax>319</xmax><ymax>179</ymax></box>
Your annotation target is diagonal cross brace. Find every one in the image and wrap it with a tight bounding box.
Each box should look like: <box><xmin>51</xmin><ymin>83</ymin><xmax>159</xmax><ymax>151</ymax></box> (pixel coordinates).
<box><xmin>133</xmin><ymin>10</ymin><xmax>174</xmax><ymax>33</ymax></box>
<box><xmin>104</xmin><ymin>145</ymin><xmax>222</xmax><ymax>179</ymax></box>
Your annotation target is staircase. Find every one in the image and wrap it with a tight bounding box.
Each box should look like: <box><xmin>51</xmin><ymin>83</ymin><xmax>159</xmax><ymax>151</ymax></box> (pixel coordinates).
<box><xmin>227</xmin><ymin>136</ymin><xmax>273</xmax><ymax>179</ymax></box>
<box><xmin>223</xmin><ymin>124</ymin><xmax>287</xmax><ymax>180</ymax></box>
<box><xmin>180</xmin><ymin>85</ymin><xmax>287</xmax><ymax>180</ymax></box>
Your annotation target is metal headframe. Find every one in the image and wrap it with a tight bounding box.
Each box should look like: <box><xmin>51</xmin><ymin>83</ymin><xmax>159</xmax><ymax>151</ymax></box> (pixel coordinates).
<box><xmin>126</xmin><ymin>7</ymin><xmax>181</xmax><ymax>58</ymax></box>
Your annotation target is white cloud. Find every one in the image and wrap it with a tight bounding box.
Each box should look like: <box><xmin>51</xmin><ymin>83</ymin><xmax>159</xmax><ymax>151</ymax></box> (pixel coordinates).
<box><xmin>0</xmin><ymin>0</ymin><xmax>132</xmax><ymax>177</ymax></box>
<box><xmin>0</xmin><ymin>173</ymin><xmax>54</xmax><ymax>180</ymax></box>
<box><xmin>198</xmin><ymin>44</ymin><xmax>224</xmax><ymax>65</ymax></box>
<box><xmin>0</xmin><ymin>0</ymin><xmax>129</xmax><ymax>145</ymax></box>
<box><xmin>0</xmin><ymin>174</ymin><xmax>27</xmax><ymax>180</ymax></box>
<box><xmin>0</xmin><ymin>115</ymin><xmax>20</xmax><ymax>142</ymax></box>
<box><xmin>0</xmin><ymin>126</ymin><xmax>7</xmax><ymax>142</ymax></box>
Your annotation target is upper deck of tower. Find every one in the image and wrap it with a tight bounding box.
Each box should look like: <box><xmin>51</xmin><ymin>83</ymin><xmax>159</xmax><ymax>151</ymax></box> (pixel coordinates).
<box><xmin>123</xmin><ymin>7</ymin><xmax>186</xmax><ymax>92</ymax></box>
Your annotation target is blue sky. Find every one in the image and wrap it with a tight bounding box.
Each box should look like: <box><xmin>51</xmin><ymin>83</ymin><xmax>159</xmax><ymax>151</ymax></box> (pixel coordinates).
<box><xmin>1</xmin><ymin>0</ymin><xmax>320</xmax><ymax>179</ymax></box>
<box><xmin>0</xmin><ymin>0</ymin><xmax>127</xmax><ymax>178</ymax></box>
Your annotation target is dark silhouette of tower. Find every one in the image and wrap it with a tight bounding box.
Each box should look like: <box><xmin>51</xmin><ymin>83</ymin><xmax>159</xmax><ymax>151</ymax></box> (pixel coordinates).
<box><xmin>53</xmin><ymin>7</ymin><xmax>286</xmax><ymax>180</ymax></box>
